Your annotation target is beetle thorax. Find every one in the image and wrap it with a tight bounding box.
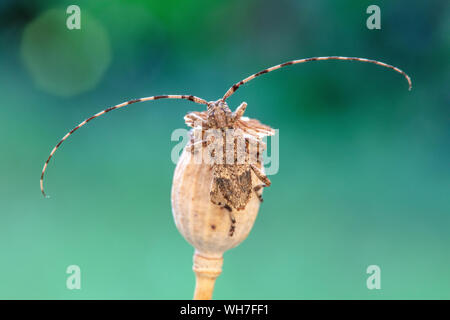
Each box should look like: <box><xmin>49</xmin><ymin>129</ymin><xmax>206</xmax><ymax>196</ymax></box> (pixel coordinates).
<box><xmin>207</xmin><ymin>100</ymin><xmax>233</xmax><ymax>128</ymax></box>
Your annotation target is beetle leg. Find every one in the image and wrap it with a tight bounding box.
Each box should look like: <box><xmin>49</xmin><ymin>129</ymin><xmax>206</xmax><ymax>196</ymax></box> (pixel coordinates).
<box><xmin>232</xmin><ymin>102</ymin><xmax>247</xmax><ymax>121</ymax></box>
<box><xmin>228</xmin><ymin>210</ymin><xmax>236</xmax><ymax>237</ymax></box>
<box><xmin>250</xmin><ymin>164</ymin><xmax>271</xmax><ymax>187</ymax></box>
<box><xmin>253</xmin><ymin>184</ymin><xmax>268</xmax><ymax>202</ymax></box>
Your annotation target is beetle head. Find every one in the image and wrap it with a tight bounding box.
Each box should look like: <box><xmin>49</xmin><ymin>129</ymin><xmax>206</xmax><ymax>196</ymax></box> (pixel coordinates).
<box><xmin>206</xmin><ymin>100</ymin><xmax>233</xmax><ymax>128</ymax></box>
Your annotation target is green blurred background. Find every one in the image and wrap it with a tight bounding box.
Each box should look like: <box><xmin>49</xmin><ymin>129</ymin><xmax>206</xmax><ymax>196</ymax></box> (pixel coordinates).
<box><xmin>0</xmin><ymin>0</ymin><xmax>449</xmax><ymax>299</ymax></box>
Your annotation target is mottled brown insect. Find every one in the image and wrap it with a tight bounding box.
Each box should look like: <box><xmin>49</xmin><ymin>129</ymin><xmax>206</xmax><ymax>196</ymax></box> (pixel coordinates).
<box><xmin>40</xmin><ymin>56</ymin><xmax>412</xmax><ymax>226</ymax></box>
<box><xmin>184</xmin><ymin>100</ymin><xmax>274</xmax><ymax>235</ymax></box>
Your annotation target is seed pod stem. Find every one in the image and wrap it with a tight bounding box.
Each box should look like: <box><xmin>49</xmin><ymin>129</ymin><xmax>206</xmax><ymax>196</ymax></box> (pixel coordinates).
<box><xmin>193</xmin><ymin>252</ymin><xmax>223</xmax><ymax>300</ymax></box>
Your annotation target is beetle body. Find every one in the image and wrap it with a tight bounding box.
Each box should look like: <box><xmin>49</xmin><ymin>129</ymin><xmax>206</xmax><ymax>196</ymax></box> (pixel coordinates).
<box><xmin>185</xmin><ymin>100</ymin><xmax>273</xmax><ymax>213</ymax></box>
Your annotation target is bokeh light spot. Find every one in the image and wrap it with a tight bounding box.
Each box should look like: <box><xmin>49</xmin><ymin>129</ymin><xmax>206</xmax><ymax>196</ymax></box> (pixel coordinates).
<box><xmin>21</xmin><ymin>8</ymin><xmax>111</xmax><ymax>97</ymax></box>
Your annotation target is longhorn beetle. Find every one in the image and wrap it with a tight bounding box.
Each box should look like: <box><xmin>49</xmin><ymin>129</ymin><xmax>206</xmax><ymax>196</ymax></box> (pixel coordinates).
<box><xmin>40</xmin><ymin>57</ymin><xmax>412</xmax><ymax>220</ymax></box>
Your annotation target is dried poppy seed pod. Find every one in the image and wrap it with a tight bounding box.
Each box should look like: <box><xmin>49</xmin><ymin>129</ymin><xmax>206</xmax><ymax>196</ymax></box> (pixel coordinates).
<box><xmin>171</xmin><ymin>142</ymin><xmax>263</xmax><ymax>300</ymax></box>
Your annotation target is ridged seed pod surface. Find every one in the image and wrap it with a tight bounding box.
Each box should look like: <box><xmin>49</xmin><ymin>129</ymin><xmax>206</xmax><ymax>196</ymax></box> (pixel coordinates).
<box><xmin>171</xmin><ymin>146</ymin><xmax>262</xmax><ymax>259</ymax></box>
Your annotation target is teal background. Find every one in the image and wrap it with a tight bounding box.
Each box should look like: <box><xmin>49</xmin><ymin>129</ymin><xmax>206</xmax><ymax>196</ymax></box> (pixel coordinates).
<box><xmin>0</xmin><ymin>0</ymin><xmax>449</xmax><ymax>299</ymax></box>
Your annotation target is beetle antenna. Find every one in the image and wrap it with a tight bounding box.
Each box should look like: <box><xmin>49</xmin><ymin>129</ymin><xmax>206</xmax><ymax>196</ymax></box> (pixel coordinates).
<box><xmin>40</xmin><ymin>94</ymin><xmax>208</xmax><ymax>198</ymax></box>
<box><xmin>222</xmin><ymin>56</ymin><xmax>412</xmax><ymax>101</ymax></box>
